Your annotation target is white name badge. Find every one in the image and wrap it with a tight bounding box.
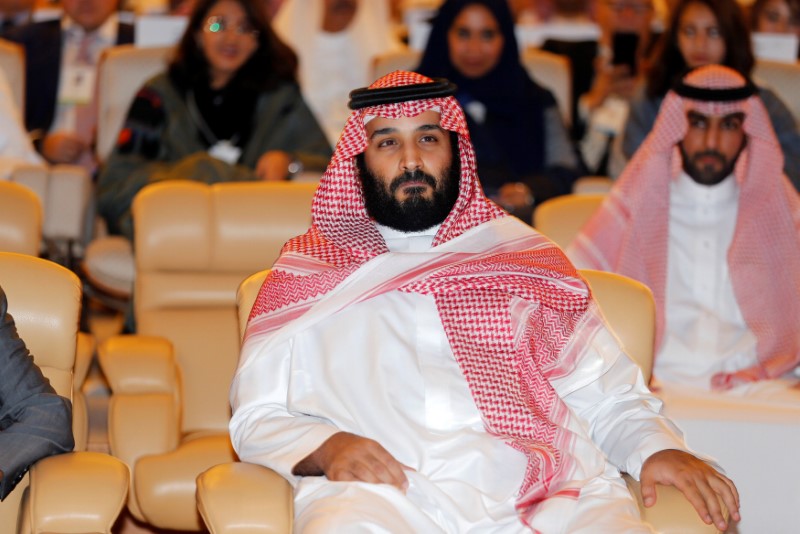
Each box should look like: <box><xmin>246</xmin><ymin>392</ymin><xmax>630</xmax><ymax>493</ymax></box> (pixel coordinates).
<box><xmin>60</xmin><ymin>65</ymin><xmax>95</xmax><ymax>104</ymax></box>
<box><xmin>208</xmin><ymin>140</ymin><xmax>242</xmax><ymax>164</ymax></box>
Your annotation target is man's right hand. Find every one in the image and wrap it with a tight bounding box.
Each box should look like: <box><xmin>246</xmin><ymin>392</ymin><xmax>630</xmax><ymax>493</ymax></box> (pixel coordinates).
<box><xmin>292</xmin><ymin>431</ymin><xmax>409</xmax><ymax>491</ymax></box>
<box><xmin>41</xmin><ymin>132</ymin><xmax>89</xmax><ymax>164</ymax></box>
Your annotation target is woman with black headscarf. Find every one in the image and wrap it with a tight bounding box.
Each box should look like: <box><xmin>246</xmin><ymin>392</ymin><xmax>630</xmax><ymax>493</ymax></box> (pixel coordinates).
<box><xmin>416</xmin><ymin>0</ymin><xmax>583</xmax><ymax>218</ymax></box>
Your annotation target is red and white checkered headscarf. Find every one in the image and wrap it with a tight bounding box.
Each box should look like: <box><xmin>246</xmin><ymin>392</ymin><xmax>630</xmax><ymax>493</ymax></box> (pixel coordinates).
<box><xmin>245</xmin><ymin>71</ymin><xmax>593</xmax><ymax>523</ymax></box>
<box><xmin>571</xmin><ymin>65</ymin><xmax>800</xmax><ymax>389</ymax></box>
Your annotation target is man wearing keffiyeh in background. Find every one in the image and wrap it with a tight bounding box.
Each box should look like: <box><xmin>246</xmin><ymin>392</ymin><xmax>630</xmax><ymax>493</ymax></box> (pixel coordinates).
<box><xmin>570</xmin><ymin>65</ymin><xmax>800</xmax><ymax>397</ymax></box>
<box><xmin>229</xmin><ymin>70</ymin><xmax>738</xmax><ymax>532</ymax></box>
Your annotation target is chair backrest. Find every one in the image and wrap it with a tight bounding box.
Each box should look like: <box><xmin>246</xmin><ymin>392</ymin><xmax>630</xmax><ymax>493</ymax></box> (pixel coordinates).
<box><xmin>753</xmin><ymin>59</ymin><xmax>800</xmax><ymax>122</ymax></box>
<box><xmin>0</xmin><ymin>253</ymin><xmax>80</xmax><ymax>399</ymax></box>
<box><xmin>533</xmin><ymin>193</ymin><xmax>605</xmax><ymax>249</ymax></box>
<box><xmin>371</xmin><ymin>47</ymin><xmax>421</xmax><ymax>80</ymax></box>
<box><xmin>579</xmin><ymin>269</ymin><xmax>656</xmax><ymax>381</ymax></box>
<box><xmin>96</xmin><ymin>44</ymin><xmax>173</xmax><ymax>161</ymax></box>
<box><xmin>0</xmin><ymin>38</ymin><xmax>25</xmax><ymax>112</ymax></box>
<box><xmin>0</xmin><ymin>180</ymin><xmax>42</xmax><ymax>255</ymax></box>
<box><xmin>572</xmin><ymin>175</ymin><xmax>613</xmax><ymax>195</ymax></box>
<box><xmin>520</xmin><ymin>47</ymin><xmax>572</xmax><ymax>126</ymax></box>
<box><xmin>132</xmin><ymin>180</ymin><xmax>316</xmax><ymax>433</ymax></box>
<box><xmin>0</xmin><ymin>253</ymin><xmax>81</xmax><ymax>534</ymax></box>
<box><xmin>11</xmin><ymin>164</ymin><xmax>92</xmax><ymax>245</ymax></box>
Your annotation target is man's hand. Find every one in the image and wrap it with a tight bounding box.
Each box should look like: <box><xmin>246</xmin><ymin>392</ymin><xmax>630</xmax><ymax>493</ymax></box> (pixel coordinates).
<box><xmin>41</xmin><ymin>132</ymin><xmax>89</xmax><ymax>164</ymax></box>
<box><xmin>255</xmin><ymin>150</ymin><xmax>291</xmax><ymax>181</ymax></box>
<box><xmin>292</xmin><ymin>431</ymin><xmax>409</xmax><ymax>491</ymax></box>
<box><xmin>640</xmin><ymin>449</ymin><xmax>740</xmax><ymax>531</ymax></box>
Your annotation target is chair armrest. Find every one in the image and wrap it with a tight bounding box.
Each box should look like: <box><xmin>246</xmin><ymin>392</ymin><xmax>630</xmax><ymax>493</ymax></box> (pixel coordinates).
<box><xmin>45</xmin><ymin>164</ymin><xmax>92</xmax><ymax>243</ymax></box>
<box><xmin>26</xmin><ymin>451</ymin><xmax>129</xmax><ymax>533</ymax></box>
<box><xmin>72</xmin><ymin>332</ymin><xmax>96</xmax><ymax>451</ymax></box>
<box><xmin>624</xmin><ymin>475</ymin><xmax>724</xmax><ymax>534</ymax></box>
<box><xmin>98</xmin><ymin>335</ymin><xmax>181</xmax><ymax>520</ymax></box>
<box><xmin>197</xmin><ymin>462</ymin><xmax>293</xmax><ymax>534</ymax></box>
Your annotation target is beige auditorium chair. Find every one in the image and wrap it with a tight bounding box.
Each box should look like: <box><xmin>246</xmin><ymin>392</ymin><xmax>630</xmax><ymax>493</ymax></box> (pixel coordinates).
<box><xmin>371</xmin><ymin>47</ymin><xmax>571</xmax><ymax>125</ymax></box>
<box><xmin>572</xmin><ymin>175</ymin><xmax>613</xmax><ymax>195</ymax></box>
<box><xmin>81</xmin><ymin>44</ymin><xmax>174</xmax><ymax>300</ymax></box>
<box><xmin>96</xmin><ymin>44</ymin><xmax>173</xmax><ymax>162</ymax></box>
<box><xmin>10</xmin><ymin>164</ymin><xmax>92</xmax><ymax>266</ymax></box>
<box><xmin>0</xmin><ymin>38</ymin><xmax>25</xmax><ymax>112</ymax></box>
<box><xmin>196</xmin><ymin>268</ymin><xmax>720</xmax><ymax>533</ymax></box>
<box><xmin>753</xmin><ymin>58</ymin><xmax>800</xmax><ymax>122</ymax></box>
<box><xmin>532</xmin><ymin>193</ymin><xmax>605</xmax><ymax>249</ymax></box>
<box><xmin>0</xmin><ymin>252</ymin><xmax>129</xmax><ymax>534</ymax></box>
<box><xmin>98</xmin><ymin>180</ymin><xmax>317</xmax><ymax>531</ymax></box>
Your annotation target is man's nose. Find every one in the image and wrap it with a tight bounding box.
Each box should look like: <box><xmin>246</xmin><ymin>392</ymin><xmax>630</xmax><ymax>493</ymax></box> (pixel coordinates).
<box><xmin>704</xmin><ymin>126</ymin><xmax>720</xmax><ymax>149</ymax></box>
<box><xmin>401</xmin><ymin>145</ymin><xmax>421</xmax><ymax>171</ymax></box>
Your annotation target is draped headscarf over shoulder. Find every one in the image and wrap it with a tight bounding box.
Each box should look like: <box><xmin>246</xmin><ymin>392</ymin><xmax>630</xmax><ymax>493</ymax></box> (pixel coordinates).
<box><xmin>570</xmin><ymin>65</ymin><xmax>800</xmax><ymax>390</ymax></box>
<box><xmin>244</xmin><ymin>71</ymin><xmax>598</xmax><ymax>524</ymax></box>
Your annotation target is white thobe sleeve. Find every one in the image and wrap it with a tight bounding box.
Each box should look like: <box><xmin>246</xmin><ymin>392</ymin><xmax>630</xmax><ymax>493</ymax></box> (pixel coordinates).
<box><xmin>551</xmin><ymin>318</ymin><xmax>689</xmax><ymax>480</ymax></box>
<box><xmin>229</xmin><ymin>336</ymin><xmax>341</xmax><ymax>486</ymax></box>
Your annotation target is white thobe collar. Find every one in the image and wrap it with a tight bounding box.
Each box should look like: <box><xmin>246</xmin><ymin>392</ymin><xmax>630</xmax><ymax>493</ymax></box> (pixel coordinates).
<box><xmin>673</xmin><ymin>170</ymin><xmax>738</xmax><ymax>207</ymax></box>
<box><xmin>376</xmin><ymin>223</ymin><xmax>440</xmax><ymax>253</ymax></box>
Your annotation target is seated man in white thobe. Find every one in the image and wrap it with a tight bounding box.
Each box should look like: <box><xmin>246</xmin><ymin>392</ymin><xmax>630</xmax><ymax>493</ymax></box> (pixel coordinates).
<box><xmin>229</xmin><ymin>70</ymin><xmax>739</xmax><ymax>533</ymax></box>
<box><xmin>569</xmin><ymin>64</ymin><xmax>800</xmax><ymax>396</ymax></box>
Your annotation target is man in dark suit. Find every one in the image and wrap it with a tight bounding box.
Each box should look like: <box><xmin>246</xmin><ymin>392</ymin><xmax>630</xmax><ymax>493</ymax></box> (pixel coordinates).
<box><xmin>6</xmin><ymin>0</ymin><xmax>134</xmax><ymax>171</ymax></box>
<box><xmin>0</xmin><ymin>285</ymin><xmax>73</xmax><ymax>500</ymax></box>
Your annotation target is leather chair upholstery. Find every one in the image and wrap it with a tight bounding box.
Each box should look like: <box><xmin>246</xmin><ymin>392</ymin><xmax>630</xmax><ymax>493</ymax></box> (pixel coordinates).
<box><xmin>0</xmin><ymin>181</ymin><xmax>41</xmax><ymax>256</ymax></box>
<box><xmin>0</xmin><ymin>252</ymin><xmax>129</xmax><ymax>534</ymax></box>
<box><xmin>196</xmin><ymin>269</ymin><xmax>721</xmax><ymax>533</ymax></box>
<box><xmin>98</xmin><ymin>180</ymin><xmax>316</xmax><ymax>531</ymax></box>
<box><xmin>533</xmin><ymin>193</ymin><xmax>605</xmax><ymax>249</ymax></box>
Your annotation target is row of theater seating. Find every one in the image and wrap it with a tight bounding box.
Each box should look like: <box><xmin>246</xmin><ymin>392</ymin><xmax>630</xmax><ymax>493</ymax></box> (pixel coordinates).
<box><xmin>0</xmin><ymin>178</ymin><xmax>721</xmax><ymax>533</ymax></box>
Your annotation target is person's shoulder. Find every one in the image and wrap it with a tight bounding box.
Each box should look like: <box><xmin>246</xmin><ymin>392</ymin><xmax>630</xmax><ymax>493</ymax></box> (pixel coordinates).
<box><xmin>3</xmin><ymin>18</ymin><xmax>59</xmax><ymax>43</ymax></box>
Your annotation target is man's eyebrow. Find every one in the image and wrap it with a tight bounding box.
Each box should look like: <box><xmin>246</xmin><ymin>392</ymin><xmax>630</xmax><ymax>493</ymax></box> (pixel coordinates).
<box><xmin>723</xmin><ymin>112</ymin><xmax>745</xmax><ymax>121</ymax></box>
<box><xmin>687</xmin><ymin>110</ymin><xmax>707</xmax><ymax>120</ymax></box>
<box><xmin>369</xmin><ymin>123</ymin><xmax>444</xmax><ymax>139</ymax></box>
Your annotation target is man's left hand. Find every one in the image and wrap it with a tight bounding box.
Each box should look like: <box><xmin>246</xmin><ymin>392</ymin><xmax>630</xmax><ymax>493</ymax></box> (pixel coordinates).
<box><xmin>640</xmin><ymin>449</ymin><xmax>740</xmax><ymax>531</ymax></box>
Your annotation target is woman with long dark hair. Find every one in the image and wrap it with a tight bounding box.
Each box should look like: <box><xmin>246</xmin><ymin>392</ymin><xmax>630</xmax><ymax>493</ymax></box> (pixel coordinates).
<box><xmin>416</xmin><ymin>0</ymin><xmax>583</xmax><ymax>218</ymax></box>
<box><xmin>622</xmin><ymin>0</ymin><xmax>800</xmax><ymax>189</ymax></box>
<box><xmin>97</xmin><ymin>0</ymin><xmax>331</xmax><ymax>238</ymax></box>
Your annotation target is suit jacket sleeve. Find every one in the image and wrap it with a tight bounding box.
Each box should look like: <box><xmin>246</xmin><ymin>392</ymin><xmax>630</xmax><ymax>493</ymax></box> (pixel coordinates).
<box><xmin>0</xmin><ymin>286</ymin><xmax>74</xmax><ymax>501</ymax></box>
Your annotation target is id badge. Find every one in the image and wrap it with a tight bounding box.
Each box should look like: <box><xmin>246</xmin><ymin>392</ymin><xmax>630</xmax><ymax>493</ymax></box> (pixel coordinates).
<box><xmin>60</xmin><ymin>65</ymin><xmax>95</xmax><ymax>104</ymax></box>
<box><xmin>209</xmin><ymin>140</ymin><xmax>242</xmax><ymax>164</ymax></box>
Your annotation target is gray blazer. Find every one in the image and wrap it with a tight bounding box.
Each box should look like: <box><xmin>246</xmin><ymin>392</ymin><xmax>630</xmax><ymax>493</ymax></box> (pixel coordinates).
<box><xmin>0</xmin><ymin>285</ymin><xmax>73</xmax><ymax>500</ymax></box>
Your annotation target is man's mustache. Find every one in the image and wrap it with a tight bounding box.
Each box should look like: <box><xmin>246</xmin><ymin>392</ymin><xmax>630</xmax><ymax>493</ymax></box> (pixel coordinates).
<box><xmin>692</xmin><ymin>150</ymin><xmax>726</xmax><ymax>165</ymax></box>
<box><xmin>389</xmin><ymin>170</ymin><xmax>437</xmax><ymax>194</ymax></box>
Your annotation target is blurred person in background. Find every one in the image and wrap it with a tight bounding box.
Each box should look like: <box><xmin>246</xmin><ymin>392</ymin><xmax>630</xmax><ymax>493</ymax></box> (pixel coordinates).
<box><xmin>6</xmin><ymin>0</ymin><xmax>134</xmax><ymax>174</ymax></box>
<box><xmin>416</xmin><ymin>0</ymin><xmax>583</xmax><ymax>220</ymax></box>
<box><xmin>0</xmin><ymin>69</ymin><xmax>43</xmax><ymax>179</ymax></box>
<box><xmin>96</xmin><ymin>0</ymin><xmax>331</xmax><ymax>239</ymax></box>
<box><xmin>273</xmin><ymin>0</ymin><xmax>403</xmax><ymax>146</ymax></box>
<box><xmin>749</xmin><ymin>0</ymin><xmax>800</xmax><ymax>57</ymax></box>
<box><xmin>622</xmin><ymin>0</ymin><xmax>800</xmax><ymax>190</ymax></box>
<box><xmin>0</xmin><ymin>0</ymin><xmax>33</xmax><ymax>36</ymax></box>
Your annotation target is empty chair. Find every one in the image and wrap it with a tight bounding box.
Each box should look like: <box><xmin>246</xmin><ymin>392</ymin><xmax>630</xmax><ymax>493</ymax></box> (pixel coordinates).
<box><xmin>98</xmin><ymin>180</ymin><xmax>316</xmax><ymax>531</ymax></box>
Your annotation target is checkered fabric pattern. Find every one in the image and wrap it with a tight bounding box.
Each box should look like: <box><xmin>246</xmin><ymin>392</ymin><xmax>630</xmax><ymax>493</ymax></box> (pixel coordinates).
<box><xmin>245</xmin><ymin>70</ymin><xmax>594</xmax><ymax>522</ymax></box>
<box><xmin>571</xmin><ymin>65</ymin><xmax>800</xmax><ymax>389</ymax></box>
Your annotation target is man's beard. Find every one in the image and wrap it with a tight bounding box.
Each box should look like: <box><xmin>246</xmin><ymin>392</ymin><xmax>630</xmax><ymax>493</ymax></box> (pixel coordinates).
<box><xmin>680</xmin><ymin>145</ymin><xmax>742</xmax><ymax>186</ymax></box>
<box><xmin>358</xmin><ymin>156</ymin><xmax>461</xmax><ymax>233</ymax></box>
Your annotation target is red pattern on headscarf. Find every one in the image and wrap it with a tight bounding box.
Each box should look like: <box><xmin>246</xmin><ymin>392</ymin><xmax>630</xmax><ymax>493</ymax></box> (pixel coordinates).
<box><xmin>571</xmin><ymin>65</ymin><xmax>800</xmax><ymax>390</ymax></box>
<box><xmin>246</xmin><ymin>71</ymin><xmax>592</xmax><ymax>523</ymax></box>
